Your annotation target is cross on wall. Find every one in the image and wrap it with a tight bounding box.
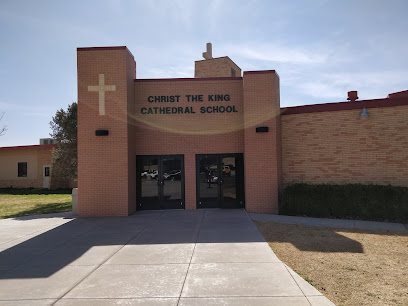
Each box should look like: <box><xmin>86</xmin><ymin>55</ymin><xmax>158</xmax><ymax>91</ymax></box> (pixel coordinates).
<box><xmin>87</xmin><ymin>74</ymin><xmax>116</xmax><ymax>116</ymax></box>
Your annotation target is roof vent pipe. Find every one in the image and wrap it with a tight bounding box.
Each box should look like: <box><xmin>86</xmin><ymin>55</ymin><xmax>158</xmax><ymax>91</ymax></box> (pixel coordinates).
<box><xmin>347</xmin><ymin>91</ymin><xmax>358</xmax><ymax>102</ymax></box>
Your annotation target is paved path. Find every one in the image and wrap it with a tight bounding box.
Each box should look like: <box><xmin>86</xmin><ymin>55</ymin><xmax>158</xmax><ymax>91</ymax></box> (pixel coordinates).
<box><xmin>250</xmin><ymin>213</ymin><xmax>408</xmax><ymax>232</ymax></box>
<box><xmin>0</xmin><ymin>210</ymin><xmax>334</xmax><ymax>305</ymax></box>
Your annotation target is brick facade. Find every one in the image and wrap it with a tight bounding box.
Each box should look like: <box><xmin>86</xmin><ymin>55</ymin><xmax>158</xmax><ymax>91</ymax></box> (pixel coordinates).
<box><xmin>77</xmin><ymin>47</ymin><xmax>135</xmax><ymax>217</ymax></box>
<box><xmin>281</xmin><ymin>104</ymin><xmax>408</xmax><ymax>186</ymax></box>
<box><xmin>76</xmin><ymin>45</ymin><xmax>408</xmax><ymax>217</ymax></box>
<box><xmin>195</xmin><ymin>57</ymin><xmax>241</xmax><ymax>78</ymax></box>
<box><xmin>243</xmin><ymin>71</ymin><xmax>281</xmax><ymax>214</ymax></box>
<box><xmin>134</xmin><ymin>77</ymin><xmax>245</xmax><ymax>210</ymax></box>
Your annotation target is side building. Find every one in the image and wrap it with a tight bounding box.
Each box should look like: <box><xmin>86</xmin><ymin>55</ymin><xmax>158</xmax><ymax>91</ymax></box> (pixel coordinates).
<box><xmin>0</xmin><ymin>138</ymin><xmax>75</xmax><ymax>189</ymax></box>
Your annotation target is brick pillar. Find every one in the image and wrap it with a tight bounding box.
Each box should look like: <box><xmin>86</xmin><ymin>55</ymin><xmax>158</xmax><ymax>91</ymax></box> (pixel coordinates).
<box><xmin>77</xmin><ymin>46</ymin><xmax>136</xmax><ymax>216</ymax></box>
<box><xmin>243</xmin><ymin>70</ymin><xmax>282</xmax><ymax>214</ymax></box>
<box><xmin>184</xmin><ymin>153</ymin><xmax>196</xmax><ymax>210</ymax></box>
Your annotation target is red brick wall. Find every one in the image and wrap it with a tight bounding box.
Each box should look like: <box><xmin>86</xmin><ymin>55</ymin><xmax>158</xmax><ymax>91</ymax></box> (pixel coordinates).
<box><xmin>133</xmin><ymin>78</ymin><xmax>244</xmax><ymax>209</ymax></box>
<box><xmin>281</xmin><ymin>104</ymin><xmax>408</xmax><ymax>186</ymax></box>
<box><xmin>243</xmin><ymin>71</ymin><xmax>282</xmax><ymax>214</ymax></box>
<box><xmin>77</xmin><ymin>47</ymin><xmax>136</xmax><ymax>216</ymax></box>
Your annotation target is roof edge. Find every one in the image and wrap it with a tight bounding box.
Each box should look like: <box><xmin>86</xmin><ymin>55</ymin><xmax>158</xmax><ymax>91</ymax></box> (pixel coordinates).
<box><xmin>0</xmin><ymin>144</ymin><xmax>56</xmax><ymax>151</ymax></box>
<box><xmin>77</xmin><ymin>46</ymin><xmax>134</xmax><ymax>58</ymax></box>
<box><xmin>281</xmin><ymin>97</ymin><xmax>408</xmax><ymax>115</ymax></box>
<box><xmin>77</xmin><ymin>46</ymin><xmax>127</xmax><ymax>51</ymax></box>
<box><xmin>243</xmin><ymin>70</ymin><xmax>277</xmax><ymax>75</ymax></box>
<box><xmin>134</xmin><ymin>77</ymin><xmax>243</xmax><ymax>82</ymax></box>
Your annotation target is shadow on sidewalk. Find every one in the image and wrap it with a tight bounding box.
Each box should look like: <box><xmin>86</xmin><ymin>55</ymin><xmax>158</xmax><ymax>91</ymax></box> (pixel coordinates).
<box><xmin>0</xmin><ymin>209</ymin><xmax>262</xmax><ymax>279</ymax></box>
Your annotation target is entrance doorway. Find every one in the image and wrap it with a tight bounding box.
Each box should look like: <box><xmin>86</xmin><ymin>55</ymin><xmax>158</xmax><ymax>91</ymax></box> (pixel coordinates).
<box><xmin>136</xmin><ymin>155</ymin><xmax>185</xmax><ymax>210</ymax></box>
<box><xmin>196</xmin><ymin>154</ymin><xmax>244</xmax><ymax>209</ymax></box>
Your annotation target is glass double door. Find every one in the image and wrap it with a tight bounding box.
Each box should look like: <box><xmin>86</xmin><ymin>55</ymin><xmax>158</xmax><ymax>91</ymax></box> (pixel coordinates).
<box><xmin>136</xmin><ymin>155</ymin><xmax>184</xmax><ymax>210</ymax></box>
<box><xmin>196</xmin><ymin>154</ymin><xmax>244</xmax><ymax>209</ymax></box>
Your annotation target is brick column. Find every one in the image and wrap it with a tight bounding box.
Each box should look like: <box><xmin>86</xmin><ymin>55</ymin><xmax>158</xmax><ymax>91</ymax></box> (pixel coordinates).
<box><xmin>243</xmin><ymin>70</ymin><xmax>282</xmax><ymax>214</ymax></box>
<box><xmin>77</xmin><ymin>46</ymin><xmax>136</xmax><ymax>216</ymax></box>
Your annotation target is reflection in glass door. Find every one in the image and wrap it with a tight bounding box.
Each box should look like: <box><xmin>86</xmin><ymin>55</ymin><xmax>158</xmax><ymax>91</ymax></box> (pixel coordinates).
<box><xmin>221</xmin><ymin>156</ymin><xmax>237</xmax><ymax>208</ymax></box>
<box><xmin>196</xmin><ymin>154</ymin><xmax>244</xmax><ymax>209</ymax></box>
<box><xmin>139</xmin><ymin>157</ymin><xmax>160</xmax><ymax>209</ymax></box>
<box><xmin>137</xmin><ymin>155</ymin><xmax>184</xmax><ymax>210</ymax></box>
<box><xmin>161</xmin><ymin>156</ymin><xmax>183</xmax><ymax>209</ymax></box>
<box><xmin>197</xmin><ymin>156</ymin><xmax>220</xmax><ymax>208</ymax></box>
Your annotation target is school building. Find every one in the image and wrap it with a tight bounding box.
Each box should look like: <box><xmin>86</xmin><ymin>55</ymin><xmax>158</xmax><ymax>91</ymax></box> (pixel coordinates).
<box><xmin>77</xmin><ymin>44</ymin><xmax>408</xmax><ymax>217</ymax></box>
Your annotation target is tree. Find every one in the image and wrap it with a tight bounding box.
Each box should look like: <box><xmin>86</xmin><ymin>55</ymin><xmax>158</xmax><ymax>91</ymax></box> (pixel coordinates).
<box><xmin>49</xmin><ymin>102</ymin><xmax>77</xmax><ymax>180</ymax></box>
<box><xmin>0</xmin><ymin>112</ymin><xmax>7</xmax><ymax>136</ymax></box>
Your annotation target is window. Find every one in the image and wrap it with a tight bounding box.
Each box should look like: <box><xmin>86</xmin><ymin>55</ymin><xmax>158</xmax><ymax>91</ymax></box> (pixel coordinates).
<box><xmin>231</xmin><ymin>68</ymin><xmax>236</xmax><ymax>77</ymax></box>
<box><xmin>44</xmin><ymin>167</ymin><xmax>50</xmax><ymax>177</ymax></box>
<box><xmin>18</xmin><ymin>162</ymin><xmax>27</xmax><ymax>177</ymax></box>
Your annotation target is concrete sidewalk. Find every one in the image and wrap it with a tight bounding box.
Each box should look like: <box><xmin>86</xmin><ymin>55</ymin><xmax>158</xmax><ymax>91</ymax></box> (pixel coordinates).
<box><xmin>0</xmin><ymin>210</ymin><xmax>334</xmax><ymax>305</ymax></box>
<box><xmin>250</xmin><ymin>213</ymin><xmax>408</xmax><ymax>232</ymax></box>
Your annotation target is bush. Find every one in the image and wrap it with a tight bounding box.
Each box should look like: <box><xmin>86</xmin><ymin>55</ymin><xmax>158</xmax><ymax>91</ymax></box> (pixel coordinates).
<box><xmin>280</xmin><ymin>183</ymin><xmax>408</xmax><ymax>222</ymax></box>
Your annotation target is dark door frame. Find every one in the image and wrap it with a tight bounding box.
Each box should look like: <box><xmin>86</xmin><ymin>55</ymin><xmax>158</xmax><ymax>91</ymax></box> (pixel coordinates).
<box><xmin>136</xmin><ymin>154</ymin><xmax>185</xmax><ymax>210</ymax></box>
<box><xmin>195</xmin><ymin>153</ymin><xmax>245</xmax><ymax>209</ymax></box>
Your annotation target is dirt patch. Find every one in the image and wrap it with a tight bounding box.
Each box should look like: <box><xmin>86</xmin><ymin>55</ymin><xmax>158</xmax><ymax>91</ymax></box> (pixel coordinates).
<box><xmin>255</xmin><ymin>222</ymin><xmax>408</xmax><ymax>306</ymax></box>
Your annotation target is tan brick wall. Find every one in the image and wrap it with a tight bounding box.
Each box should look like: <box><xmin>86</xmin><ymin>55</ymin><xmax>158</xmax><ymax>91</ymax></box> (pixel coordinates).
<box><xmin>77</xmin><ymin>47</ymin><xmax>136</xmax><ymax>217</ymax></box>
<box><xmin>195</xmin><ymin>57</ymin><xmax>241</xmax><ymax>78</ymax></box>
<box><xmin>281</xmin><ymin>105</ymin><xmax>408</xmax><ymax>186</ymax></box>
<box><xmin>243</xmin><ymin>71</ymin><xmax>281</xmax><ymax>214</ymax></box>
<box><xmin>134</xmin><ymin>78</ymin><xmax>244</xmax><ymax>209</ymax></box>
<box><xmin>0</xmin><ymin>146</ymin><xmax>53</xmax><ymax>188</ymax></box>
<box><xmin>126</xmin><ymin>51</ymin><xmax>137</xmax><ymax>215</ymax></box>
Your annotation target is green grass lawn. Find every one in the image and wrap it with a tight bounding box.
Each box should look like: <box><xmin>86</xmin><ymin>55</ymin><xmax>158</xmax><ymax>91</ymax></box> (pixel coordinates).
<box><xmin>0</xmin><ymin>188</ymin><xmax>72</xmax><ymax>219</ymax></box>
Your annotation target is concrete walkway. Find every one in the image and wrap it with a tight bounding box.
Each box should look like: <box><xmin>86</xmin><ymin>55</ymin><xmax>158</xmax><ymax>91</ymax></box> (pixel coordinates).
<box><xmin>0</xmin><ymin>210</ymin><xmax>334</xmax><ymax>305</ymax></box>
<box><xmin>250</xmin><ymin>213</ymin><xmax>408</xmax><ymax>232</ymax></box>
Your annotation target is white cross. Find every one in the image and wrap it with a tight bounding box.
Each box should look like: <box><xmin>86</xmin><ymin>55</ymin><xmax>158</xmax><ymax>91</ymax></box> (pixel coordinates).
<box><xmin>88</xmin><ymin>74</ymin><xmax>116</xmax><ymax>116</ymax></box>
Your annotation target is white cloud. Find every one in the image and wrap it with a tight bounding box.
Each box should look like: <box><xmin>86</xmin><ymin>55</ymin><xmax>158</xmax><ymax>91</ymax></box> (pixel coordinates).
<box><xmin>144</xmin><ymin>0</ymin><xmax>195</xmax><ymax>29</ymax></box>
<box><xmin>106</xmin><ymin>0</ymin><xmax>123</xmax><ymax>15</ymax></box>
<box><xmin>241</xmin><ymin>46</ymin><xmax>328</xmax><ymax>64</ymax></box>
<box><xmin>226</xmin><ymin>43</ymin><xmax>333</xmax><ymax>64</ymax></box>
<box><xmin>146</xmin><ymin>65</ymin><xmax>194</xmax><ymax>79</ymax></box>
<box><xmin>298</xmin><ymin>82</ymin><xmax>345</xmax><ymax>99</ymax></box>
<box><xmin>295</xmin><ymin>70</ymin><xmax>408</xmax><ymax>101</ymax></box>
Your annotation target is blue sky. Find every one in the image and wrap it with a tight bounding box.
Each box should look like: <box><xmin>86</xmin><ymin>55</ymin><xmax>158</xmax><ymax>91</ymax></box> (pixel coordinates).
<box><xmin>0</xmin><ymin>0</ymin><xmax>407</xmax><ymax>147</ymax></box>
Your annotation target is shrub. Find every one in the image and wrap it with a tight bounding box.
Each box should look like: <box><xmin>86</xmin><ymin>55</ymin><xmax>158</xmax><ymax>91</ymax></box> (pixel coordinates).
<box><xmin>0</xmin><ymin>188</ymin><xmax>72</xmax><ymax>195</ymax></box>
<box><xmin>280</xmin><ymin>183</ymin><xmax>408</xmax><ymax>222</ymax></box>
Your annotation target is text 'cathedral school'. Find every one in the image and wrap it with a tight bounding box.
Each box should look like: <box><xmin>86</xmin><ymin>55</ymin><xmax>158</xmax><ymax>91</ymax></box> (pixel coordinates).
<box><xmin>141</xmin><ymin>94</ymin><xmax>238</xmax><ymax>114</ymax></box>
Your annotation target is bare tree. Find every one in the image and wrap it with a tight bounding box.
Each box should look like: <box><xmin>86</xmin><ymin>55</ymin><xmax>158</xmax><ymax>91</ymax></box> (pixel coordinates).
<box><xmin>0</xmin><ymin>112</ymin><xmax>7</xmax><ymax>136</ymax></box>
